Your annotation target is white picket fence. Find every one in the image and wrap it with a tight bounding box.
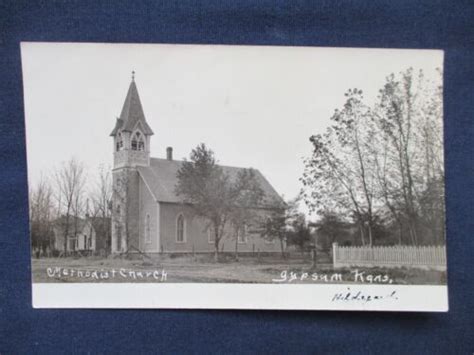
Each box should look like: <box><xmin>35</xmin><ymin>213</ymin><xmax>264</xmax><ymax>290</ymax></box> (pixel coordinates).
<box><xmin>332</xmin><ymin>243</ymin><xmax>446</xmax><ymax>270</ymax></box>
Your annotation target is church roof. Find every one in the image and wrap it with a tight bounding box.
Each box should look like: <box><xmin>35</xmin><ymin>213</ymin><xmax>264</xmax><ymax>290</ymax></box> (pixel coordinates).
<box><xmin>137</xmin><ymin>158</ymin><xmax>284</xmax><ymax>208</ymax></box>
<box><xmin>110</xmin><ymin>79</ymin><xmax>154</xmax><ymax>136</ymax></box>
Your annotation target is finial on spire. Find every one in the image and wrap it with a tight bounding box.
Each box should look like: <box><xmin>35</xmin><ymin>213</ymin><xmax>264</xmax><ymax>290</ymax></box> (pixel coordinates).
<box><xmin>131</xmin><ymin>70</ymin><xmax>135</xmax><ymax>81</ymax></box>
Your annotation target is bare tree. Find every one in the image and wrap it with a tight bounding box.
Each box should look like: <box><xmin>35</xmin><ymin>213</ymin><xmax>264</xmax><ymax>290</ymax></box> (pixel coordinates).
<box><xmin>29</xmin><ymin>174</ymin><xmax>54</xmax><ymax>253</ymax></box>
<box><xmin>90</xmin><ymin>165</ymin><xmax>112</xmax><ymax>253</ymax></box>
<box><xmin>54</xmin><ymin>158</ymin><xmax>86</xmax><ymax>255</ymax></box>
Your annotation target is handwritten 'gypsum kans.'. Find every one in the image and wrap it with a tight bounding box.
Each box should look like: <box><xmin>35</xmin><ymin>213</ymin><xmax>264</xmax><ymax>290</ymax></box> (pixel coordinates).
<box><xmin>46</xmin><ymin>267</ymin><xmax>167</xmax><ymax>281</ymax></box>
<box><xmin>272</xmin><ymin>270</ymin><xmax>394</xmax><ymax>284</ymax></box>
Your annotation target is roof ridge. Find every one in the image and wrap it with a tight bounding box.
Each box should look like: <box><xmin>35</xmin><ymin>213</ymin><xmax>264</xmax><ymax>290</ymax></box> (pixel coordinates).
<box><xmin>147</xmin><ymin>157</ymin><xmax>284</xmax><ymax>206</ymax></box>
<box><xmin>150</xmin><ymin>156</ymin><xmax>260</xmax><ymax>171</ymax></box>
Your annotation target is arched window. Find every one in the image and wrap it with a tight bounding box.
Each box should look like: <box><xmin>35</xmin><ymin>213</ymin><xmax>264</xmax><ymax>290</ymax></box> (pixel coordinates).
<box><xmin>237</xmin><ymin>224</ymin><xmax>247</xmax><ymax>244</ymax></box>
<box><xmin>131</xmin><ymin>131</ymin><xmax>145</xmax><ymax>151</ymax></box>
<box><xmin>116</xmin><ymin>204</ymin><xmax>121</xmax><ymax>216</ymax></box>
<box><xmin>145</xmin><ymin>214</ymin><xmax>151</xmax><ymax>243</ymax></box>
<box><xmin>208</xmin><ymin>226</ymin><xmax>215</xmax><ymax>244</ymax></box>
<box><xmin>176</xmin><ymin>214</ymin><xmax>185</xmax><ymax>242</ymax></box>
<box><xmin>116</xmin><ymin>133</ymin><xmax>124</xmax><ymax>151</ymax></box>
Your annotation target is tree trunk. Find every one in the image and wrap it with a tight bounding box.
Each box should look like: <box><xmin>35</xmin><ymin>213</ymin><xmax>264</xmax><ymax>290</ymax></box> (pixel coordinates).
<box><xmin>63</xmin><ymin>213</ymin><xmax>70</xmax><ymax>256</ymax></box>
<box><xmin>234</xmin><ymin>237</ymin><xmax>239</xmax><ymax>261</ymax></box>
<box><xmin>279</xmin><ymin>238</ymin><xmax>285</xmax><ymax>259</ymax></box>
<box><xmin>214</xmin><ymin>233</ymin><xmax>219</xmax><ymax>262</ymax></box>
<box><xmin>408</xmin><ymin>219</ymin><xmax>418</xmax><ymax>246</ymax></box>
<box><xmin>398</xmin><ymin>222</ymin><xmax>403</xmax><ymax>245</ymax></box>
<box><xmin>368</xmin><ymin>223</ymin><xmax>373</xmax><ymax>247</ymax></box>
<box><xmin>359</xmin><ymin>224</ymin><xmax>366</xmax><ymax>246</ymax></box>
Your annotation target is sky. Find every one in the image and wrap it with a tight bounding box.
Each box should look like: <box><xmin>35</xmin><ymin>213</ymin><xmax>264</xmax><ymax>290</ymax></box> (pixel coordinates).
<box><xmin>21</xmin><ymin>43</ymin><xmax>443</xmax><ymax>217</ymax></box>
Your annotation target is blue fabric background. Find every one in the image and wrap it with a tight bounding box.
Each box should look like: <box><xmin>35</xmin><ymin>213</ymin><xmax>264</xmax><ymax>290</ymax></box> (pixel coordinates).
<box><xmin>1</xmin><ymin>1</ymin><xmax>473</xmax><ymax>353</ymax></box>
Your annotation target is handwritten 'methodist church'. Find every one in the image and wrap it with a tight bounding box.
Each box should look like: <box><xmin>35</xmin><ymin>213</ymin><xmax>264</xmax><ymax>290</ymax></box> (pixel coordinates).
<box><xmin>110</xmin><ymin>75</ymin><xmax>284</xmax><ymax>254</ymax></box>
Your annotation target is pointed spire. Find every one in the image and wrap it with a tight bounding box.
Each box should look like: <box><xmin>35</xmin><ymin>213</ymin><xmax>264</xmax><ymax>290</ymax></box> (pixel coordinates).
<box><xmin>110</xmin><ymin>73</ymin><xmax>154</xmax><ymax>136</ymax></box>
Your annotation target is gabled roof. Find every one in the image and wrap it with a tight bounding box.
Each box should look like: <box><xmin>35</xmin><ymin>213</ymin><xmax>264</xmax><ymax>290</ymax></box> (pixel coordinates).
<box><xmin>137</xmin><ymin>158</ymin><xmax>284</xmax><ymax>209</ymax></box>
<box><xmin>110</xmin><ymin>80</ymin><xmax>154</xmax><ymax>136</ymax></box>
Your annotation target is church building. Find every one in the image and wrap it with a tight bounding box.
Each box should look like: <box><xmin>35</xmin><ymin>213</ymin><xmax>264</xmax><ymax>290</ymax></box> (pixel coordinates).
<box><xmin>110</xmin><ymin>74</ymin><xmax>284</xmax><ymax>254</ymax></box>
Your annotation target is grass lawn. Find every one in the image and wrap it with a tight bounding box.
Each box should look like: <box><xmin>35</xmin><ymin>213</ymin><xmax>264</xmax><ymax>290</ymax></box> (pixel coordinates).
<box><xmin>31</xmin><ymin>253</ymin><xmax>446</xmax><ymax>285</ymax></box>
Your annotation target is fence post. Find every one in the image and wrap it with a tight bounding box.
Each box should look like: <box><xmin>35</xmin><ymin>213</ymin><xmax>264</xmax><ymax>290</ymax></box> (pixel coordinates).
<box><xmin>332</xmin><ymin>243</ymin><xmax>338</xmax><ymax>268</ymax></box>
<box><xmin>311</xmin><ymin>248</ymin><xmax>316</xmax><ymax>268</ymax></box>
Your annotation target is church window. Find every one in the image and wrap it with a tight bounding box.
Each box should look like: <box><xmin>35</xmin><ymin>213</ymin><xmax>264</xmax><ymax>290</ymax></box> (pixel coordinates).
<box><xmin>208</xmin><ymin>226</ymin><xmax>215</xmax><ymax>244</ymax></box>
<box><xmin>145</xmin><ymin>214</ymin><xmax>151</xmax><ymax>243</ymax></box>
<box><xmin>237</xmin><ymin>224</ymin><xmax>247</xmax><ymax>244</ymax></box>
<box><xmin>131</xmin><ymin>131</ymin><xmax>145</xmax><ymax>151</ymax></box>
<box><xmin>116</xmin><ymin>133</ymin><xmax>124</xmax><ymax>151</ymax></box>
<box><xmin>176</xmin><ymin>214</ymin><xmax>185</xmax><ymax>243</ymax></box>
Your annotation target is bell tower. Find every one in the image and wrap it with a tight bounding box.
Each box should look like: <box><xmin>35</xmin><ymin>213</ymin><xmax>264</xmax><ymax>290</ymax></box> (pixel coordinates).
<box><xmin>110</xmin><ymin>71</ymin><xmax>154</xmax><ymax>168</ymax></box>
<box><xmin>110</xmin><ymin>72</ymin><xmax>154</xmax><ymax>253</ymax></box>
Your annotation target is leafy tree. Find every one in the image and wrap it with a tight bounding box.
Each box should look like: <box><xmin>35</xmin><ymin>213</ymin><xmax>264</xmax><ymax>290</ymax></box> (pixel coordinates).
<box><xmin>315</xmin><ymin>210</ymin><xmax>348</xmax><ymax>248</ymax></box>
<box><xmin>373</xmin><ymin>68</ymin><xmax>444</xmax><ymax>245</ymax></box>
<box><xmin>286</xmin><ymin>213</ymin><xmax>312</xmax><ymax>253</ymax></box>
<box><xmin>175</xmin><ymin>143</ymin><xmax>265</xmax><ymax>261</ymax></box>
<box><xmin>259</xmin><ymin>197</ymin><xmax>299</xmax><ymax>258</ymax></box>
<box><xmin>301</xmin><ymin>88</ymin><xmax>378</xmax><ymax>245</ymax></box>
<box><xmin>302</xmin><ymin>67</ymin><xmax>444</xmax><ymax>246</ymax></box>
<box><xmin>227</xmin><ymin>171</ymin><xmax>265</xmax><ymax>260</ymax></box>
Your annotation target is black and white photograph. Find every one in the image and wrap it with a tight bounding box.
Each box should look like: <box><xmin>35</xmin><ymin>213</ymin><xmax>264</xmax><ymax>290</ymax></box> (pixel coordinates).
<box><xmin>22</xmin><ymin>42</ymin><xmax>447</xmax><ymax>311</ymax></box>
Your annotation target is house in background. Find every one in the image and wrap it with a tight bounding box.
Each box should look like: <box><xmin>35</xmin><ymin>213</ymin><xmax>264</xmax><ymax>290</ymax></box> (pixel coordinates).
<box><xmin>52</xmin><ymin>216</ymin><xmax>96</xmax><ymax>253</ymax></box>
<box><xmin>110</xmin><ymin>75</ymin><xmax>284</xmax><ymax>254</ymax></box>
<box><xmin>89</xmin><ymin>216</ymin><xmax>112</xmax><ymax>253</ymax></box>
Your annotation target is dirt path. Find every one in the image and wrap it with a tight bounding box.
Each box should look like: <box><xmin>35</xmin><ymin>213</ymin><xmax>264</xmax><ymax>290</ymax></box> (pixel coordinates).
<box><xmin>31</xmin><ymin>256</ymin><xmax>446</xmax><ymax>285</ymax></box>
<box><xmin>32</xmin><ymin>256</ymin><xmax>315</xmax><ymax>283</ymax></box>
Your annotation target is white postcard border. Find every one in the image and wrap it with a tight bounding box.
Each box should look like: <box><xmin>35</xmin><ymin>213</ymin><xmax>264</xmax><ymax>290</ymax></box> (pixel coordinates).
<box><xmin>33</xmin><ymin>283</ymin><xmax>448</xmax><ymax>312</ymax></box>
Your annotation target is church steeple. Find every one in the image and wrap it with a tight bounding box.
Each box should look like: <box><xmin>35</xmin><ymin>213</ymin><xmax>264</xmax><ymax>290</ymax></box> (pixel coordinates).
<box><xmin>111</xmin><ymin>72</ymin><xmax>153</xmax><ymax>168</ymax></box>
<box><xmin>110</xmin><ymin>72</ymin><xmax>154</xmax><ymax>137</ymax></box>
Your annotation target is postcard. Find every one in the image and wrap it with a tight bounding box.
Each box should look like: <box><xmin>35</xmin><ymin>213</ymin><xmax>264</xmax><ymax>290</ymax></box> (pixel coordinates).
<box><xmin>22</xmin><ymin>42</ymin><xmax>447</xmax><ymax>311</ymax></box>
